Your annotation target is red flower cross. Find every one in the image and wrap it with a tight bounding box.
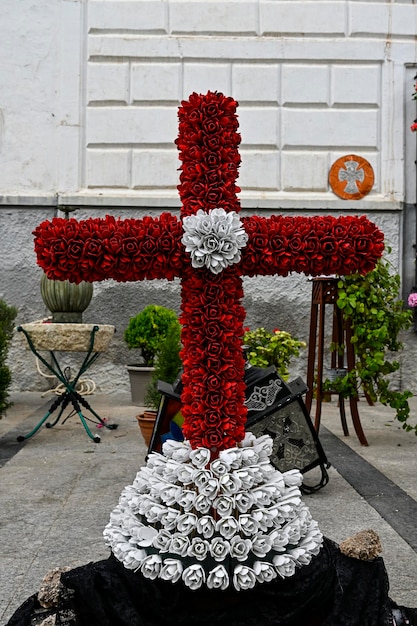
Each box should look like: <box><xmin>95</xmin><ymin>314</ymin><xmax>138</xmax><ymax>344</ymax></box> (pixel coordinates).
<box><xmin>34</xmin><ymin>91</ymin><xmax>384</xmax><ymax>455</ymax></box>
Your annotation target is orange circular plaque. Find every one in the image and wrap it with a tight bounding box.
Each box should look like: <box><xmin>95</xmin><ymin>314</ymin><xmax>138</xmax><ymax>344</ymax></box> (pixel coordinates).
<box><xmin>329</xmin><ymin>154</ymin><xmax>374</xmax><ymax>200</ymax></box>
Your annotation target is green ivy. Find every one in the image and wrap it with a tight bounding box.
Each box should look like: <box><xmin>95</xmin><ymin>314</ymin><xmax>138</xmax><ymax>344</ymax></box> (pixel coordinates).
<box><xmin>325</xmin><ymin>251</ymin><xmax>414</xmax><ymax>431</ymax></box>
<box><xmin>0</xmin><ymin>299</ymin><xmax>17</xmax><ymax>417</ymax></box>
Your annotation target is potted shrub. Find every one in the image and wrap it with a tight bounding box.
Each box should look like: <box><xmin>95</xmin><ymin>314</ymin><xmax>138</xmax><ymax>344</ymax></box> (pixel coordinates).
<box><xmin>243</xmin><ymin>326</ymin><xmax>306</xmax><ymax>380</ymax></box>
<box><xmin>137</xmin><ymin>325</ymin><xmax>183</xmax><ymax>446</ymax></box>
<box><xmin>124</xmin><ymin>305</ymin><xmax>180</xmax><ymax>406</ymax></box>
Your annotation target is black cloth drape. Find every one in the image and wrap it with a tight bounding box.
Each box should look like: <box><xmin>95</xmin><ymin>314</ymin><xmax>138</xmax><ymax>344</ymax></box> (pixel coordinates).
<box><xmin>6</xmin><ymin>539</ymin><xmax>417</xmax><ymax>626</ymax></box>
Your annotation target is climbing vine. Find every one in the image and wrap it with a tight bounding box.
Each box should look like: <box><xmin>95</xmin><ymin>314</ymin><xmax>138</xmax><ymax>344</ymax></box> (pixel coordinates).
<box><xmin>325</xmin><ymin>251</ymin><xmax>414</xmax><ymax>431</ymax></box>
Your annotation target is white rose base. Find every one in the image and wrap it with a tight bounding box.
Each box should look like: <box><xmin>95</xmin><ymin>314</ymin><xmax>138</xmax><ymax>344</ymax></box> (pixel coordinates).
<box><xmin>104</xmin><ymin>433</ymin><xmax>323</xmax><ymax>591</ymax></box>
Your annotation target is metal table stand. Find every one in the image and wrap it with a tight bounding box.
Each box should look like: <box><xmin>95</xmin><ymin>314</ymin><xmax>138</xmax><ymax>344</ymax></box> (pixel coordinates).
<box><xmin>17</xmin><ymin>324</ymin><xmax>118</xmax><ymax>443</ymax></box>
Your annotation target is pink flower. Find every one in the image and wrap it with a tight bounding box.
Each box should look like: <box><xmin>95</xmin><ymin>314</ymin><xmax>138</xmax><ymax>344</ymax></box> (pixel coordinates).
<box><xmin>408</xmin><ymin>292</ymin><xmax>417</xmax><ymax>307</ymax></box>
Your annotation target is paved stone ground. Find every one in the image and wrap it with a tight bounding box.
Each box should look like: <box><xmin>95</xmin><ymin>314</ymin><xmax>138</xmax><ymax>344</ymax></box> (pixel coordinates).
<box><xmin>1</xmin><ymin>390</ymin><xmax>417</xmax><ymax>624</ymax></box>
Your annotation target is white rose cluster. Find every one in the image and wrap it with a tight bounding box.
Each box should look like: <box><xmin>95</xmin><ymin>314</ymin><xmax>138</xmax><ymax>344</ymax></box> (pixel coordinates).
<box><xmin>181</xmin><ymin>208</ymin><xmax>248</xmax><ymax>274</ymax></box>
<box><xmin>103</xmin><ymin>432</ymin><xmax>323</xmax><ymax>591</ymax></box>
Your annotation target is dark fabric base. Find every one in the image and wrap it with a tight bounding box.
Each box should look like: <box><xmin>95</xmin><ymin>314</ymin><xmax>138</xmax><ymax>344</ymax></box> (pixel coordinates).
<box><xmin>6</xmin><ymin>539</ymin><xmax>417</xmax><ymax>626</ymax></box>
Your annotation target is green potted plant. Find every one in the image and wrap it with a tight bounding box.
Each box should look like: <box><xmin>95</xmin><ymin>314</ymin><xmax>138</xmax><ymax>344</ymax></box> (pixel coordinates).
<box><xmin>324</xmin><ymin>251</ymin><xmax>414</xmax><ymax>430</ymax></box>
<box><xmin>243</xmin><ymin>326</ymin><xmax>306</xmax><ymax>380</ymax></box>
<box><xmin>137</xmin><ymin>325</ymin><xmax>183</xmax><ymax>446</ymax></box>
<box><xmin>144</xmin><ymin>323</ymin><xmax>182</xmax><ymax>410</ymax></box>
<box><xmin>124</xmin><ymin>305</ymin><xmax>180</xmax><ymax>406</ymax></box>
<box><xmin>0</xmin><ymin>298</ymin><xmax>17</xmax><ymax>417</ymax></box>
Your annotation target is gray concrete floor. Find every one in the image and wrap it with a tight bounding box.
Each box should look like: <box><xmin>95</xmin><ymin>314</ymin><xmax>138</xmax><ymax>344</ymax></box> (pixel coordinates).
<box><xmin>1</xmin><ymin>391</ymin><xmax>417</xmax><ymax>623</ymax></box>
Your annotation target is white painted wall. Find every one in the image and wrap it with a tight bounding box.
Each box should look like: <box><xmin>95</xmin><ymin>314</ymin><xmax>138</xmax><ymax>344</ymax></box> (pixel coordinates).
<box><xmin>2</xmin><ymin>0</ymin><xmax>417</xmax><ymax>394</ymax></box>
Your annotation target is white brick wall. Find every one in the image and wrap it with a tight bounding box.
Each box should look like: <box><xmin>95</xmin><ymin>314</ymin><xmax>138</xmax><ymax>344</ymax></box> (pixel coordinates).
<box><xmin>76</xmin><ymin>0</ymin><xmax>417</xmax><ymax>207</ymax></box>
<box><xmin>1</xmin><ymin>1</ymin><xmax>417</xmax><ymax>207</ymax></box>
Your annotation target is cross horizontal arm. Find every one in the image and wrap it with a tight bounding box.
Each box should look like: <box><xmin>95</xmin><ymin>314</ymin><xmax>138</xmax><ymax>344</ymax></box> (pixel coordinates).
<box><xmin>33</xmin><ymin>214</ymin><xmax>188</xmax><ymax>283</ymax></box>
<box><xmin>239</xmin><ymin>214</ymin><xmax>384</xmax><ymax>278</ymax></box>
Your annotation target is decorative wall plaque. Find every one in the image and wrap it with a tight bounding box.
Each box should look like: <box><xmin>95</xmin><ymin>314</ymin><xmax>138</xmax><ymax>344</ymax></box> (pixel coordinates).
<box><xmin>329</xmin><ymin>154</ymin><xmax>374</xmax><ymax>200</ymax></box>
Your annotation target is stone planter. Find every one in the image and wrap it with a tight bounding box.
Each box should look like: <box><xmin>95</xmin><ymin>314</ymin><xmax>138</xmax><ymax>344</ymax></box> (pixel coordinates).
<box><xmin>127</xmin><ymin>365</ymin><xmax>155</xmax><ymax>406</ymax></box>
<box><xmin>136</xmin><ymin>410</ymin><xmax>157</xmax><ymax>447</ymax></box>
<box><xmin>18</xmin><ymin>323</ymin><xmax>115</xmax><ymax>352</ymax></box>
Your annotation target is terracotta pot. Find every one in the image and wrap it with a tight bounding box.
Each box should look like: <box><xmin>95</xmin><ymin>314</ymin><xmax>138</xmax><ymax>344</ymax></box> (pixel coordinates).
<box><xmin>136</xmin><ymin>411</ymin><xmax>157</xmax><ymax>447</ymax></box>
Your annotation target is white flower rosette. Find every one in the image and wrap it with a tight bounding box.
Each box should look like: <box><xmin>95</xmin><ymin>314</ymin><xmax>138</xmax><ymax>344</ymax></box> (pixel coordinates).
<box><xmin>104</xmin><ymin>433</ymin><xmax>324</xmax><ymax>591</ymax></box>
<box><xmin>181</xmin><ymin>208</ymin><xmax>248</xmax><ymax>274</ymax></box>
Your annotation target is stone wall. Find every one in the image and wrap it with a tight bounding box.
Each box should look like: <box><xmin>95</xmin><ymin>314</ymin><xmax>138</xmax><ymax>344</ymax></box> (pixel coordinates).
<box><xmin>1</xmin><ymin>1</ymin><xmax>417</xmax><ymax>395</ymax></box>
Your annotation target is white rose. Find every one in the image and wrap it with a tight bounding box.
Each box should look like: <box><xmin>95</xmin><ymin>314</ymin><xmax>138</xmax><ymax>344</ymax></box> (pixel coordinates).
<box><xmin>216</xmin><ymin>516</ymin><xmax>239</xmax><ymax>540</ymax></box>
<box><xmin>233</xmin><ymin>469</ymin><xmax>255</xmax><ymax>490</ymax></box>
<box><xmin>153</xmin><ymin>529</ymin><xmax>172</xmax><ymax>552</ymax></box>
<box><xmin>176</xmin><ymin>512</ymin><xmax>198</xmax><ymax>534</ymax></box>
<box><xmin>285</xmin><ymin>519</ymin><xmax>302</xmax><ymax>544</ymax></box>
<box><xmin>128</xmin><ymin>496</ymin><xmax>143</xmax><ymax>515</ymax></box>
<box><xmin>170</xmin><ymin>534</ymin><xmax>190</xmax><ymax>557</ymax></box>
<box><xmin>273</xmin><ymin>554</ymin><xmax>296</xmax><ymax>578</ymax></box>
<box><xmin>171</xmin><ymin>446</ymin><xmax>192</xmax><ymax>463</ymax></box>
<box><xmin>124</xmin><ymin>548</ymin><xmax>146</xmax><ymax>571</ymax></box>
<box><xmin>193</xmin><ymin>469</ymin><xmax>214</xmax><ymax>492</ymax></box>
<box><xmin>196</xmin><ymin>515</ymin><xmax>216</xmax><ymax>539</ymax></box>
<box><xmin>177</xmin><ymin>489</ymin><xmax>197</xmax><ymax>511</ymax></box>
<box><xmin>189</xmin><ymin>447</ymin><xmax>211</xmax><ymax>468</ymax></box>
<box><xmin>200</xmin><ymin>477</ymin><xmax>219</xmax><ymax>498</ymax></box>
<box><xmin>159</xmin><ymin>558</ymin><xmax>183</xmax><ymax>583</ymax></box>
<box><xmin>182</xmin><ymin>564</ymin><xmax>206</xmax><ymax>590</ymax></box>
<box><xmin>103</xmin><ymin>524</ymin><xmax>124</xmax><ymax>547</ymax></box>
<box><xmin>239</xmin><ymin>514</ymin><xmax>259</xmax><ymax>537</ymax></box>
<box><xmin>188</xmin><ymin>537</ymin><xmax>210</xmax><ymax>561</ymax></box>
<box><xmin>213</xmin><ymin>494</ymin><xmax>234</xmax><ymax>517</ymax></box>
<box><xmin>253</xmin><ymin>561</ymin><xmax>277</xmax><ymax>584</ymax></box>
<box><xmin>259</xmin><ymin>461</ymin><xmax>277</xmax><ymax>481</ymax></box>
<box><xmin>219</xmin><ymin>447</ymin><xmax>242</xmax><ymax>469</ymax></box>
<box><xmin>160</xmin><ymin>507</ymin><xmax>179</xmax><ymax>531</ymax></box>
<box><xmin>219</xmin><ymin>473</ymin><xmax>242</xmax><ymax>495</ymax></box>
<box><xmin>239</xmin><ymin>432</ymin><xmax>256</xmax><ymax>447</ymax></box>
<box><xmin>253</xmin><ymin>435</ymin><xmax>273</xmax><ymax>459</ymax></box>
<box><xmin>112</xmin><ymin>541</ymin><xmax>131</xmax><ymax>562</ymax></box>
<box><xmin>283</xmin><ymin>469</ymin><xmax>303</xmax><ymax>487</ymax></box>
<box><xmin>145</xmin><ymin>503</ymin><xmax>166</xmax><ymax>524</ymax></box>
<box><xmin>132</xmin><ymin>476</ymin><xmax>150</xmax><ymax>494</ymax></box>
<box><xmin>162</xmin><ymin>439</ymin><xmax>190</xmax><ymax>461</ymax></box>
<box><xmin>252</xmin><ymin>508</ymin><xmax>277</xmax><ymax>531</ymax></box>
<box><xmin>146</xmin><ymin>453</ymin><xmax>166</xmax><ymax>471</ymax></box>
<box><xmin>137</xmin><ymin>495</ymin><xmax>156</xmax><ymax>516</ymax></box>
<box><xmin>270</xmin><ymin>528</ymin><xmax>289</xmax><ymax>552</ymax></box>
<box><xmin>207</xmin><ymin>565</ymin><xmax>229</xmax><ymax>590</ymax></box>
<box><xmin>130</xmin><ymin>524</ymin><xmax>158</xmax><ymax>547</ymax></box>
<box><xmin>273</xmin><ymin>502</ymin><xmax>295</xmax><ymax>520</ymax></box>
<box><xmin>159</xmin><ymin>484</ymin><xmax>182</xmax><ymax>506</ymax></box>
<box><xmin>176</xmin><ymin>464</ymin><xmax>195</xmax><ymax>485</ymax></box>
<box><xmin>234</xmin><ymin>491</ymin><xmax>255</xmax><ymax>513</ymax></box>
<box><xmin>240</xmin><ymin>448</ymin><xmax>259</xmax><ymax>466</ymax></box>
<box><xmin>233</xmin><ymin>564</ymin><xmax>257</xmax><ymax>591</ymax></box>
<box><xmin>245</xmin><ymin>465</ymin><xmax>264</xmax><ymax>485</ymax></box>
<box><xmin>252</xmin><ymin>485</ymin><xmax>276</xmax><ymax>507</ymax></box>
<box><xmin>287</xmin><ymin>546</ymin><xmax>310</xmax><ymax>565</ymax></box>
<box><xmin>280</xmin><ymin>484</ymin><xmax>302</xmax><ymax>503</ymax></box>
<box><xmin>163</xmin><ymin>459</ymin><xmax>181</xmax><ymax>482</ymax></box>
<box><xmin>140</xmin><ymin>554</ymin><xmax>162</xmax><ymax>580</ymax></box>
<box><xmin>194</xmin><ymin>493</ymin><xmax>212</xmax><ymax>514</ymax></box>
<box><xmin>229</xmin><ymin>536</ymin><xmax>252</xmax><ymax>561</ymax></box>
<box><xmin>209</xmin><ymin>536</ymin><xmax>230</xmax><ymax>562</ymax></box>
<box><xmin>210</xmin><ymin>458</ymin><xmax>230</xmax><ymax>477</ymax></box>
<box><xmin>251</xmin><ymin>534</ymin><xmax>272</xmax><ymax>558</ymax></box>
